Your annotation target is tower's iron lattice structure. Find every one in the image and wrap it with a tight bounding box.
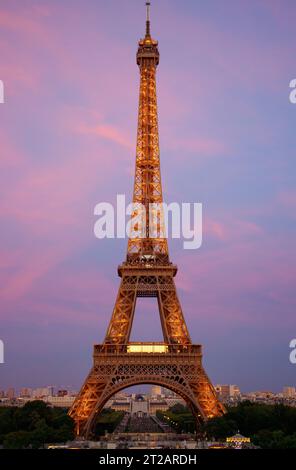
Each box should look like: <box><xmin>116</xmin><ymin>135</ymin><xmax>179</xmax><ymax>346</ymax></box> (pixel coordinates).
<box><xmin>69</xmin><ymin>2</ymin><xmax>225</xmax><ymax>437</ymax></box>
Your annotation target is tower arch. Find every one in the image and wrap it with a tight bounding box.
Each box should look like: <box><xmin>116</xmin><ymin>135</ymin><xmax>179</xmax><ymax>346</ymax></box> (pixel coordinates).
<box><xmin>84</xmin><ymin>378</ymin><xmax>205</xmax><ymax>437</ymax></box>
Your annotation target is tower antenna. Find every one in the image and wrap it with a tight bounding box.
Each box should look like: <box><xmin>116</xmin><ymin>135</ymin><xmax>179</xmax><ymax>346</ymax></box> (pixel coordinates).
<box><xmin>146</xmin><ymin>1</ymin><xmax>151</xmax><ymax>37</ymax></box>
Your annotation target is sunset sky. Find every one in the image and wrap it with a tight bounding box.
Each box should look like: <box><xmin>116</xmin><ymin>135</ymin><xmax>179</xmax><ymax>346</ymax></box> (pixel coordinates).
<box><xmin>0</xmin><ymin>0</ymin><xmax>296</xmax><ymax>393</ymax></box>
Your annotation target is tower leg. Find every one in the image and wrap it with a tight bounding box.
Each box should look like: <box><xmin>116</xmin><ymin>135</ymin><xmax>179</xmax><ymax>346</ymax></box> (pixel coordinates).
<box><xmin>158</xmin><ymin>277</ymin><xmax>191</xmax><ymax>344</ymax></box>
<box><xmin>104</xmin><ymin>279</ymin><xmax>137</xmax><ymax>345</ymax></box>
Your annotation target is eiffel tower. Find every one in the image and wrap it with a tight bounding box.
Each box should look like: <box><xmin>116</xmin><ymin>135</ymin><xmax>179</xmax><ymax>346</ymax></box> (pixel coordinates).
<box><xmin>69</xmin><ymin>2</ymin><xmax>225</xmax><ymax>438</ymax></box>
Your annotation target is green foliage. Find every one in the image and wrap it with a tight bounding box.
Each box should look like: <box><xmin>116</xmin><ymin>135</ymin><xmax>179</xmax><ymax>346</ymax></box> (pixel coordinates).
<box><xmin>157</xmin><ymin>406</ymin><xmax>196</xmax><ymax>433</ymax></box>
<box><xmin>0</xmin><ymin>407</ymin><xmax>15</xmax><ymax>436</ymax></box>
<box><xmin>202</xmin><ymin>402</ymin><xmax>296</xmax><ymax>448</ymax></box>
<box><xmin>201</xmin><ymin>417</ymin><xmax>237</xmax><ymax>439</ymax></box>
<box><xmin>3</xmin><ymin>431</ymin><xmax>32</xmax><ymax>449</ymax></box>
<box><xmin>95</xmin><ymin>408</ymin><xmax>124</xmax><ymax>436</ymax></box>
<box><xmin>0</xmin><ymin>401</ymin><xmax>75</xmax><ymax>448</ymax></box>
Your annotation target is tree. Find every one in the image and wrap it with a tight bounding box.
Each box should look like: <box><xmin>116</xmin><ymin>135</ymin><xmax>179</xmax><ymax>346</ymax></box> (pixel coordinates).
<box><xmin>14</xmin><ymin>400</ymin><xmax>51</xmax><ymax>431</ymax></box>
<box><xmin>29</xmin><ymin>419</ymin><xmax>52</xmax><ymax>448</ymax></box>
<box><xmin>0</xmin><ymin>403</ymin><xmax>75</xmax><ymax>448</ymax></box>
<box><xmin>3</xmin><ymin>431</ymin><xmax>31</xmax><ymax>449</ymax></box>
<box><xmin>0</xmin><ymin>408</ymin><xmax>16</xmax><ymax>441</ymax></box>
<box><xmin>202</xmin><ymin>417</ymin><xmax>237</xmax><ymax>439</ymax></box>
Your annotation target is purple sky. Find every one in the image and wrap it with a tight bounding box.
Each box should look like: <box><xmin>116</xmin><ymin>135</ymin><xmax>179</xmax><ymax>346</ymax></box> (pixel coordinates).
<box><xmin>0</xmin><ymin>0</ymin><xmax>296</xmax><ymax>393</ymax></box>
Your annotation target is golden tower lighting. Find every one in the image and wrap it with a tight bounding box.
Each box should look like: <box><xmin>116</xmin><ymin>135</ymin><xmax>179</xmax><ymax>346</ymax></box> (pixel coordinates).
<box><xmin>69</xmin><ymin>1</ymin><xmax>225</xmax><ymax>438</ymax></box>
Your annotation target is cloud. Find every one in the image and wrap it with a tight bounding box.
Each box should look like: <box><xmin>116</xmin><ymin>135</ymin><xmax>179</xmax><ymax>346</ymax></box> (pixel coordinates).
<box><xmin>175</xmin><ymin>232</ymin><xmax>296</xmax><ymax>328</ymax></box>
<box><xmin>278</xmin><ymin>190</ymin><xmax>296</xmax><ymax>212</ymax></box>
<box><xmin>73</xmin><ymin>122</ymin><xmax>133</xmax><ymax>150</ymax></box>
<box><xmin>0</xmin><ymin>9</ymin><xmax>46</xmax><ymax>36</ymax></box>
<box><xmin>167</xmin><ymin>136</ymin><xmax>228</xmax><ymax>157</ymax></box>
<box><xmin>204</xmin><ymin>215</ymin><xmax>263</xmax><ymax>242</ymax></box>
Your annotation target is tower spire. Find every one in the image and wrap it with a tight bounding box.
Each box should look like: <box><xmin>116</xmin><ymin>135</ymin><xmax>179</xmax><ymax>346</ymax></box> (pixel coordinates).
<box><xmin>146</xmin><ymin>1</ymin><xmax>151</xmax><ymax>37</ymax></box>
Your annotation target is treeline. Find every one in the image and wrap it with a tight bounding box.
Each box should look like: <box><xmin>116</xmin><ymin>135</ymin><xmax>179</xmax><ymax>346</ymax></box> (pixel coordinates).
<box><xmin>157</xmin><ymin>401</ymin><xmax>296</xmax><ymax>448</ymax></box>
<box><xmin>203</xmin><ymin>401</ymin><xmax>296</xmax><ymax>448</ymax></box>
<box><xmin>157</xmin><ymin>403</ymin><xmax>196</xmax><ymax>433</ymax></box>
<box><xmin>0</xmin><ymin>401</ymin><xmax>74</xmax><ymax>448</ymax></box>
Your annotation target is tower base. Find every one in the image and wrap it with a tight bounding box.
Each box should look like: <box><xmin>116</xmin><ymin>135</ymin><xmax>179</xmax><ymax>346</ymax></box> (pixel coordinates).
<box><xmin>69</xmin><ymin>343</ymin><xmax>225</xmax><ymax>438</ymax></box>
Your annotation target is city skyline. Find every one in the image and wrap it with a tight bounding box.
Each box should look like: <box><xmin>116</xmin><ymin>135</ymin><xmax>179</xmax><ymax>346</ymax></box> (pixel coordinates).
<box><xmin>1</xmin><ymin>382</ymin><xmax>296</xmax><ymax>397</ymax></box>
<box><xmin>0</xmin><ymin>0</ymin><xmax>296</xmax><ymax>393</ymax></box>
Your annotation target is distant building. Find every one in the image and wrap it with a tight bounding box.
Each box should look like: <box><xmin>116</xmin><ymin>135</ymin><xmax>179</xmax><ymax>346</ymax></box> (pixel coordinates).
<box><xmin>113</xmin><ymin>392</ymin><xmax>128</xmax><ymax>399</ymax></box>
<box><xmin>45</xmin><ymin>396</ymin><xmax>75</xmax><ymax>408</ymax></box>
<box><xmin>241</xmin><ymin>390</ymin><xmax>278</xmax><ymax>405</ymax></box>
<box><xmin>283</xmin><ymin>386</ymin><xmax>296</xmax><ymax>398</ymax></box>
<box><xmin>215</xmin><ymin>385</ymin><xmax>241</xmax><ymax>402</ymax></box>
<box><xmin>131</xmin><ymin>394</ymin><xmax>149</xmax><ymax>417</ymax></box>
<box><xmin>106</xmin><ymin>392</ymin><xmax>185</xmax><ymax>416</ymax></box>
<box><xmin>149</xmin><ymin>400</ymin><xmax>168</xmax><ymax>415</ymax></box>
<box><xmin>20</xmin><ymin>388</ymin><xmax>32</xmax><ymax>398</ymax></box>
<box><xmin>32</xmin><ymin>387</ymin><xmax>52</xmax><ymax>398</ymax></box>
<box><xmin>111</xmin><ymin>401</ymin><xmax>131</xmax><ymax>413</ymax></box>
<box><xmin>250</xmin><ymin>391</ymin><xmax>274</xmax><ymax>399</ymax></box>
<box><xmin>151</xmin><ymin>386</ymin><xmax>162</xmax><ymax>397</ymax></box>
<box><xmin>6</xmin><ymin>388</ymin><xmax>15</xmax><ymax>400</ymax></box>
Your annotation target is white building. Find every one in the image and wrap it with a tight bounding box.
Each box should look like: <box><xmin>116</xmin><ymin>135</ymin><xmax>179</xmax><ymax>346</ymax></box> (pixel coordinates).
<box><xmin>131</xmin><ymin>395</ymin><xmax>149</xmax><ymax>417</ymax></box>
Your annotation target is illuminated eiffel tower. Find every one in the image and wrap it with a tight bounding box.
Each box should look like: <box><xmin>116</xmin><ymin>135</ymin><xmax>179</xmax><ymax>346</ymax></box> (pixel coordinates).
<box><xmin>69</xmin><ymin>2</ymin><xmax>225</xmax><ymax>438</ymax></box>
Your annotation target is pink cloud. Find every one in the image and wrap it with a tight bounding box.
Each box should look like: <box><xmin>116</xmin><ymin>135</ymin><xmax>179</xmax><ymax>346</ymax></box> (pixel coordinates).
<box><xmin>0</xmin><ymin>10</ymin><xmax>46</xmax><ymax>36</ymax></box>
<box><xmin>278</xmin><ymin>190</ymin><xmax>296</xmax><ymax>212</ymax></box>
<box><xmin>204</xmin><ymin>219</ymin><xmax>227</xmax><ymax>240</ymax></box>
<box><xmin>0</xmin><ymin>257</ymin><xmax>117</xmax><ymax>327</ymax></box>
<box><xmin>0</xmin><ymin>243</ymin><xmax>76</xmax><ymax>305</ymax></box>
<box><xmin>0</xmin><ymin>135</ymin><xmax>122</xmax><ymax>309</ymax></box>
<box><xmin>168</xmin><ymin>137</ymin><xmax>228</xmax><ymax>156</ymax></box>
<box><xmin>175</xmin><ymin>233</ymin><xmax>296</xmax><ymax>328</ymax></box>
<box><xmin>75</xmin><ymin>122</ymin><xmax>133</xmax><ymax>150</ymax></box>
<box><xmin>27</xmin><ymin>268</ymin><xmax>117</xmax><ymax>326</ymax></box>
<box><xmin>204</xmin><ymin>215</ymin><xmax>263</xmax><ymax>242</ymax></box>
<box><xmin>0</xmin><ymin>63</ymin><xmax>39</xmax><ymax>92</ymax></box>
<box><xmin>0</xmin><ymin>130</ymin><xmax>25</xmax><ymax>167</ymax></box>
